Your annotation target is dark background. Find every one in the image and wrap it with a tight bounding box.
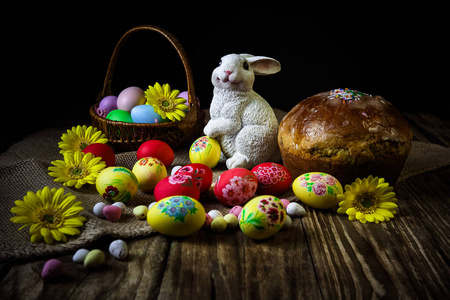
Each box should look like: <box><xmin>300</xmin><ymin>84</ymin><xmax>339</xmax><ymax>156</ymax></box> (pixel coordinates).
<box><xmin>2</xmin><ymin>6</ymin><xmax>445</xmax><ymax>153</ymax></box>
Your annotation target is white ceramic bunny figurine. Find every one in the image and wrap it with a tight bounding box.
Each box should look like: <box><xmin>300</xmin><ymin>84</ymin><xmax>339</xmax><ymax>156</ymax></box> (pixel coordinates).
<box><xmin>203</xmin><ymin>53</ymin><xmax>281</xmax><ymax>169</ymax></box>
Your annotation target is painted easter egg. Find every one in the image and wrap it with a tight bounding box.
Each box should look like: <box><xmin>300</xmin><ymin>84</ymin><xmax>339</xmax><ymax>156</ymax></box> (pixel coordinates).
<box><xmin>137</xmin><ymin>140</ymin><xmax>174</xmax><ymax>167</ymax></box>
<box><xmin>82</xmin><ymin>143</ymin><xmax>115</xmax><ymax>167</ymax></box>
<box><xmin>117</xmin><ymin>86</ymin><xmax>146</xmax><ymax>112</ymax></box>
<box><xmin>292</xmin><ymin>172</ymin><xmax>343</xmax><ymax>209</ymax></box>
<box><xmin>251</xmin><ymin>162</ymin><xmax>292</xmax><ymax>195</ymax></box>
<box><xmin>96</xmin><ymin>167</ymin><xmax>138</xmax><ymax>203</ymax></box>
<box><xmin>132</xmin><ymin>157</ymin><xmax>167</xmax><ymax>192</ymax></box>
<box><xmin>189</xmin><ymin>136</ymin><xmax>221</xmax><ymax>168</ymax></box>
<box><xmin>147</xmin><ymin>195</ymin><xmax>206</xmax><ymax>237</ymax></box>
<box><xmin>173</xmin><ymin>163</ymin><xmax>213</xmax><ymax>194</ymax></box>
<box><xmin>154</xmin><ymin>175</ymin><xmax>200</xmax><ymax>201</ymax></box>
<box><xmin>239</xmin><ymin>195</ymin><xmax>286</xmax><ymax>240</ymax></box>
<box><xmin>214</xmin><ymin>168</ymin><xmax>258</xmax><ymax>206</ymax></box>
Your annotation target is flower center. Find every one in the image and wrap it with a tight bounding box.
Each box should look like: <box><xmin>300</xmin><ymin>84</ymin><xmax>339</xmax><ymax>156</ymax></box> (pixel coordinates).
<box><xmin>69</xmin><ymin>164</ymin><xmax>87</xmax><ymax>179</ymax></box>
<box><xmin>158</xmin><ymin>98</ymin><xmax>174</xmax><ymax>112</ymax></box>
<box><xmin>80</xmin><ymin>142</ymin><xmax>89</xmax><ymax>150</ymax></box>
<box><xmin>354</xmin><ymin>192</ymin><xmax>378</xmax><ymax>213</ymax></box>
<box><xmin>43</xmin><ymin>214</ymin><xmax>54</xmax><ymax>223</ymax></box>
<box><xmin>75</xmin><ymin>139</ymin><xmax>90</xmax><ymax>151</ymax></box>
<box><xmin>37</xmin><ymin>207</ymin><xmax>62</xmax><ymax>228</ymax></box>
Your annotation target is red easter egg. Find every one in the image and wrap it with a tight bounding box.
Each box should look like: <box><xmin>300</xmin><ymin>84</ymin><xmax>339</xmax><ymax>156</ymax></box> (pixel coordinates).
<box><xmin>137</xmin><ymin>140</ymin><xmax>174</xmax><ymax>167</ymax></box>
<box><xmin>214</xmin><ymin>168</ymin><xmax>258</xmax><ymax>206</ymax></box>
<box><xmin>251</xmin><ymin>162</ymin><xmax>292</xmax><ymax>196</ymax></box>
<box><xmin>83</xmin><ymin>143</ymin><xmax>115</xmax><ymax>167</ymax></box>
<box><xmin>154</xmin><ymin>175</ymin><xmax>200</xmax><ymax>201</ymax></box>
<box><xmin>173</xmin><ymin>163</ymin><xmax>213</xmax><ymax>194</ymax></box>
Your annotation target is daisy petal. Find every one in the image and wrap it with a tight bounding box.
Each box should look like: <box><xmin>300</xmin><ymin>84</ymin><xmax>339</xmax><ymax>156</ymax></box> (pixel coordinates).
<box><xmin>365</xmin><ymin>214</ymin><xmax>375</xmax><ymax>222</ymax></box>
<box><xmin>377</xmin><ymin>202</ymin><xmax>398</xmax><ymax>209</ymax></box>
<box><xmin>377</xmin><ymin>208</ymin><xmax>395</xmax><ymax>219</ymax></box>
<box><xmin>372</xmin><ymin>212</ymin><xmax>385</xmax><ymax>221</ymax></box>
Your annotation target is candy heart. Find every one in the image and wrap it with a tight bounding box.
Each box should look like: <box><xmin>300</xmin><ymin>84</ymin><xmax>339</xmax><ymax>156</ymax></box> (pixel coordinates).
<box><xmin>103</xmin><ymin>205</ymin><xmax>122</xmax><ymax>222</ymax></box>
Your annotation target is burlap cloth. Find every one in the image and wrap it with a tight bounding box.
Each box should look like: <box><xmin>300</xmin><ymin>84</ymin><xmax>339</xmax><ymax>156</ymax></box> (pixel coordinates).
<box><xmin>1</xmin><ymin>109</ymin><xmax>450</xmax><ymax>261</ymax></box>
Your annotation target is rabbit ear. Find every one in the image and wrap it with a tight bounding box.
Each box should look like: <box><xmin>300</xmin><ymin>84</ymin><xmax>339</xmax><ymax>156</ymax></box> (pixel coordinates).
<box><xmin>239</xmin><ymin>53</ymin><xmax>254</xmax><ymax>59</ymax></box>
<box><xmin>246</xmin><ymin>56</ymin><xmax>281</xmax><ymax>75</ymax></box>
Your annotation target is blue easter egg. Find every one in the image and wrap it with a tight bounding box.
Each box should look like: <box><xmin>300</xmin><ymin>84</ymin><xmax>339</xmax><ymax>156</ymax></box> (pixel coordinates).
<box><xmin>131</xmin><ymin>105</ymin><xmax>168</xmax><ymax>124</ymax></box>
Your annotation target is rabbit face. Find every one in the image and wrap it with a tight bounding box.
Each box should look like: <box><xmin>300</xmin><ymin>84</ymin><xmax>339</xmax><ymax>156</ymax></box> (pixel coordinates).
<box><xmin>212</xmin><ymin>54</ymin><xmax>255</xmax><ymax>92</ymax></box>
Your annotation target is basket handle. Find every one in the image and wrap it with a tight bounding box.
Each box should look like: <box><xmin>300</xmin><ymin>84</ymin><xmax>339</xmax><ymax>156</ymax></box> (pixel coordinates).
<box><xmin>100</xmin><ymin>25</ymin><xmax>197</xmax><ymax>110</ymax></box>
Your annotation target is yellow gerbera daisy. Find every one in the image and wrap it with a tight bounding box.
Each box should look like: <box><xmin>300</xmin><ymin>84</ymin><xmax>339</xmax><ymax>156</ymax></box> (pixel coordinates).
<box><xmin>337</xmin><ymin>176</ymin><xmax>398</xmax><ymax>224</ymax></box>
<box><xmin>10</xmin><ymin>186</ymin><xmax>86</xmax><ymax>244</ymax></box>
<box><xmin>48</xmin><ymin>151</ymin><xmax>106</xmax><ymax>189</ymax></box>
<box><xmin>58</xmin><ymin>125</ymin><xmax>108</xmax><ymax>154</ymax></box>
<box><xmin>145</xmin><ymin>82</ymin><xmax>189</xmax><ymax>122</ymax></box>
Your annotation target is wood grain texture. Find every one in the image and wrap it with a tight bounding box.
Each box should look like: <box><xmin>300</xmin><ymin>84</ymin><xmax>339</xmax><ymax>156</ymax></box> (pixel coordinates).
<box><xmin>1</xmin><ymin>112</ymin><xmax>449</xmax><ymax>299</ymax></box>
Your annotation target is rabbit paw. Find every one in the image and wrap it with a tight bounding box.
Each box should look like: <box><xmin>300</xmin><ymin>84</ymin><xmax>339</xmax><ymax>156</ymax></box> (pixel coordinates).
<box><xmin>226</xmin><ymin>152</ymin><xmax>252</xmax><ymax>169</ymax></box>
<box><xmin>203</xmin><ymin>122</ymin><xmax>218</xmax><ymax>138</ymax></box>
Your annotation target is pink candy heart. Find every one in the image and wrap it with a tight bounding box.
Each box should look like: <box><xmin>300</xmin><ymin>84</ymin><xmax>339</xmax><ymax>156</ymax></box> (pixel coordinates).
<box><xmin>103</xmin><ymin>205</ymin><xmax>122</xmax><ymax>222</ymax></box>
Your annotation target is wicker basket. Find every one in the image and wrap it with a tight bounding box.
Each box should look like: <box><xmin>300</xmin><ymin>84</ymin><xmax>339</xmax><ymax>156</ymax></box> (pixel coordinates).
<box><xmin>90</xmin><ymin>25</ymin><xmax>205</xmax><ymax>151</ymax></box>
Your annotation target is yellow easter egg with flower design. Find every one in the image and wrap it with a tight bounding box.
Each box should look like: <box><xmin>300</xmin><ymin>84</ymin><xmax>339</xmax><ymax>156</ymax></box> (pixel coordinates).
<box><xmin>132</xmin><ymin>157</ymin><xmax>167</xmax><ymax>192</ymax></box>
<box><xmin>239</xmin><ymin>195</ymin><xmax>286</xmax><ymax>240</ymax></box>
<box><xmin>292</xmin><ymin>172</ymin><xmax>343</xmax><ymax>209</ymax></box>
<box><xmin>96</xmin><ymin>167</ymin><xmax>138</xmax><ymax>203</ymax></box>
<box><xmin>147</xmin><ymin>196</ymin><xmax>206</xmax><ymax>237</ymax></box>
<box><xmin>189</xmin><ymin>136</ymin><xmax>221</xmax><ymax>168</ymax></box>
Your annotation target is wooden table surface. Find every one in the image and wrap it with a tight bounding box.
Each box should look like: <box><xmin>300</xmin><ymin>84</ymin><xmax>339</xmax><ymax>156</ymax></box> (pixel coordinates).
<box><xmin>1</xmin><ymin>112</ymin><xmax>449</xmax><ymax>300</ymax></box>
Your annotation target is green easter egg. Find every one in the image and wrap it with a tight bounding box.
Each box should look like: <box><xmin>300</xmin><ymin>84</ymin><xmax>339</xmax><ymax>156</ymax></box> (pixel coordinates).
<box><xmin>106</xmin><ymin>109</ymin><xmax>134</xmax><ymax>123</ymax></box>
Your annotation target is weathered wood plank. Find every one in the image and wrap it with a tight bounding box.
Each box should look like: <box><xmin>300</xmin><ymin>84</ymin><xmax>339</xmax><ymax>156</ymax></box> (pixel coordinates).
<box><xmin>240</xmin><ymin>218</ymin><xmax>321</xmax><ymax>299</ymax></box>
<box><xmin>300</xmin><ymin>167</ymin><xmax>450</xmax><ymax>300</ymax></box>
<box><xmin>157</xmin><ymin>217</ymin><xmax>322</xmax><ymax>300</ymax></box>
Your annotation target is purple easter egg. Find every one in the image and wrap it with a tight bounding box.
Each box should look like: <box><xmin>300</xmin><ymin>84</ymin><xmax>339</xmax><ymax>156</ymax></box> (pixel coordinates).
<box><xmin>97</xmin><ymin>95</ymin><xmax>118</xmax><ymax>118</ymax></box>
<box><xmin>178</xmin><ymin>91</ymin><xmax>200</xmax><ymax>109</ymax></box>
